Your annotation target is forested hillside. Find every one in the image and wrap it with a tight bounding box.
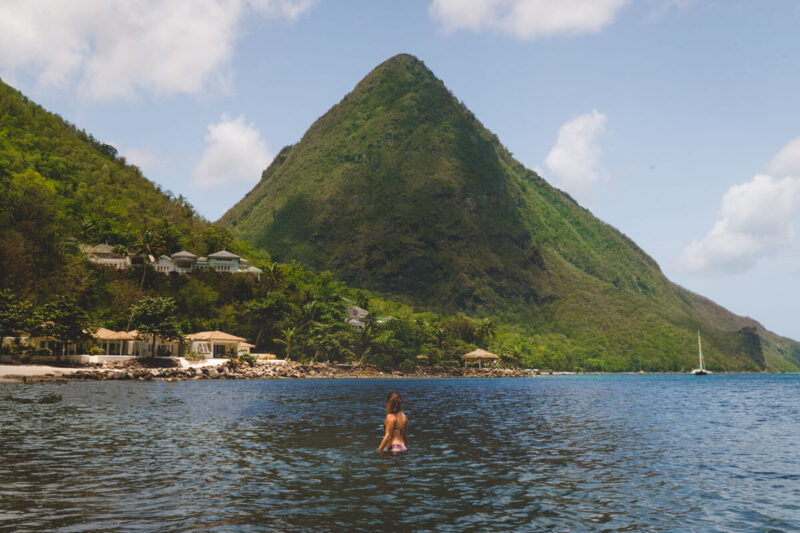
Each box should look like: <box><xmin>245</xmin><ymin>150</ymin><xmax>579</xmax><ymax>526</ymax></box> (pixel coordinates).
<box><xmin>221</xmin><ymin>54</ymin><xmax>800</xmax><ymax>372</ymax></box>
<box><xmin>0</xmin><ymin>79</ymin><xmax>250</xmax><ymax>296</ymax></box>
<box><xmin>0</xmin><ymin>78</ymin><xmax>512</xmax><ymax>367</ymax></box>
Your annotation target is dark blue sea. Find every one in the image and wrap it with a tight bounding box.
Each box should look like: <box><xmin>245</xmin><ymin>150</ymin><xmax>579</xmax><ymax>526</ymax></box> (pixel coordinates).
<box><xmin>1</xmin><ymin>374</ymin><xmax>799</xmax><ymax>532</ymax></box>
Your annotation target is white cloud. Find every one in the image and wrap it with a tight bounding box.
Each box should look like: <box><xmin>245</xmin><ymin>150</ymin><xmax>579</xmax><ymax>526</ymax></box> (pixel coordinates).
<box><xmin>769</xmin><ymin>137</ymin><xmax>800</xmax><ymax>178</ymax></box>
<box><xmin>0</xmin><ymin>0</ymin><xmax>315</xmax><ymax>101</ymax></box>
<box><xmin>678</xmin><ymin>174</ymin><xmax>800</xmax><ymax>274</ymax></box>
<box><xmin>428</xmin><ymin>0</ymin><xmax>628</xmax><ymax>39</ymax></box>
<box><xmin>191</xmin><ymin>114</ymin><xmax>273</xmax><ymax>189</ymax></box>
<box><xmin>248</xmin><ymin>0</ymin><xmax>317</xmax><ymax>18</ymax></box>
<box><xmin>543</xmin><ymin>110</ymin><xmax>608</xmax><ymax>204</ymax></box>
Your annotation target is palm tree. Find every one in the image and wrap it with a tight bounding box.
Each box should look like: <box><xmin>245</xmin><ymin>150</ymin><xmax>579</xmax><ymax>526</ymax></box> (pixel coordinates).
<box><xmin>476</xmin><ymin>318</ymin><xmax>497</xmax><ymax>346</ymax></box>
<box><xmin>300</xmin><ymin>300</ymin><xmax>324</xmax><ymax>328</ymax></box>
<box><xmin>126</xmin><ymin>229</ymin><xmax>158</xmax><ymax>330</ymax></box>
<box><xmin>134</xmin><ymin>229</ymin><xmax>157</xmax><ymax>292</ymax></box>
<box><xmin>273</xmin><ymin>327</ymin><xmax>298</xmax><ymax>360</ymax></box>
<box><xmin>349</xmin><ymin>317</ymin><xmax>383</xmax><ymax>363</ymax></box>
<box><xmin>431</xmin><ymin>325</ymin><xmax>447</xmax><ymax>350</ymax></box>
<box><xmin>263</xmin><ymin>262</ymin><xmax>284</xmax><ymax>294</ymax></box>
<box><xmin>79</xmin><ymin>217</ymin><xmax>97</xmax><ymax>241</ymax></box>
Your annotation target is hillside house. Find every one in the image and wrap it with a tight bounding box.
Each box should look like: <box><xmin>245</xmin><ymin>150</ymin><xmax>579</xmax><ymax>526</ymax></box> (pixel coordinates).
<box><xmin>154</xmin><ymin>255</ymin><xmax>176</xmax><ymax>273</ymax></box>
<box><xmin>347</xmin><ymin>306</ymin><xmax>369</xmax><ymax>329</ymax></box>
<box><xmin>208</xmin><ymin>250</ymin><xmax>240</xmax><ymax>272</ymax></box>
<box><xmin>171</xmin><ymin>250</ymin><xmax>197</xmax><ymax>273</ymax></box>
<box><xmin>80</xmin><ymin>243</ymin><xmax>131</xmax><ymax>270</ymax></box>
<box><xmin>80</xmin><ymin>243</ymin><xmax>261</xmax><ymax>276</ymax></box>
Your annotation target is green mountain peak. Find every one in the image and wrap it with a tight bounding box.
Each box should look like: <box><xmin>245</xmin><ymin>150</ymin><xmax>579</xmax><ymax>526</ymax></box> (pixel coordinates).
<box><xmin>221</xmin><ymin>56</ymin><xmax>800</xmax><ymax>372</ymax></box>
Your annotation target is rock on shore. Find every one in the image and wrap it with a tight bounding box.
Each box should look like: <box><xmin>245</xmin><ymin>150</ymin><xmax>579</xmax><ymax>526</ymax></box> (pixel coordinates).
<box><xmin>6</xmin><ymin>360</ymin><xmax>540</xmax><ymax>383</ymax></box>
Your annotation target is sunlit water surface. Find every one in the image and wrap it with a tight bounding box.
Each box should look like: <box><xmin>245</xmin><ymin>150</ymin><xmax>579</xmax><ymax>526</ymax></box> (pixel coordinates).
<box><xmin>1</xmin><ymin>375</ymin><xmax>799</xmax><ymax>531</ymax></box>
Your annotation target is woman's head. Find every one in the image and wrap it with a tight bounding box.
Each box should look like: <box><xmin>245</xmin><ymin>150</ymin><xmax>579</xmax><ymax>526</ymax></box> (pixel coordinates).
<box><xmin>386</xmin><ymin>391</ymin><xmax>403</xmax><ymax>414</ymax></box>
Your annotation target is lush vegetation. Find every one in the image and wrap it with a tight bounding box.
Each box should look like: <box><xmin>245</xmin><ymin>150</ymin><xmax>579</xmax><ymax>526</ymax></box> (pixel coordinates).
<box><xmin>0</xmin><ymin>77</ymin><xmax>512</xmax><ymax>367</ymax></box>
<box><xmin>3</xmin><ymin>62</ymin><xmax>799</xmax><ymax>372</ymax></box>
<box><xmin>0</xmin><ymin>266</ymin><xmax>514</xmax><ymax>368</ymax></box>
<box><xmin>221</xmin><ymin>54</ymin><xmax>800</xmax><ymax>372</ymax></box>
<box><xmin>0</xmin><ymin>78</ymin><xmax>264</xmax><ymax>300</ymax></box>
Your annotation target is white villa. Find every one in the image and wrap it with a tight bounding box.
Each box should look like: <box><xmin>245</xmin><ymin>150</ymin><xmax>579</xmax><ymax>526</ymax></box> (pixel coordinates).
<box><xmin>186</xmin><ymin>331</ymin><xmax>252</xmax><ymax>358</ymax></box>
<box><xmin>346</xmin><ymin>305</ymin><xmax>369</xmax><ymax>329</ymax></box>
<box><xmin>80</xmin><ymin>243</ymin><xmax>131</xmax><ymax>270</ymax></box>
<box><xmin>2</xmin><ymin>328</ymin><xmax>254</xmax><ymax>363</ymax></box>
<box><xmin>92</xmin><ymin>328</ymin><xmax>136</xmax><ymax>355</ymax></box>
<box><xmin>92</xmin><ymin>329</ymin><xmax>253</xmax><ymax>358</ymax></box>
<box><xmin>81</xmin><ymin>242</ymin><xmax>261</xmax><ymax>276</ymax></box>
<box><xmin>152</xmin><ymin>250</ymin><xmax>262</xmax><ymax>276</ymax></box>
<box><xmin>345</xmin><ymin>306</ymin><xmax>394</xmax><ymax>330</ymax></box>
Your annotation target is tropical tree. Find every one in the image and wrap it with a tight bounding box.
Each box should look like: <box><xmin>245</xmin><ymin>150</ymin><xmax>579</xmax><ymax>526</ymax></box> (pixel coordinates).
<box><xmin>475</xmin><ymin>318</ymin><xmax>497</xmax><ymax>346</ymax></box>
<box><xmin>244</xmin><ymin>294</ymin><xmax>296</xmax><ymax>347</ymax></box>
<box><xmin>273</xmin><ymin>327</ymin><xmax>298</xmax><ymax>359</ymax></box>
<box><xmin>499</xmin><ymin>342</ymin><xmax>523</xmax><ymax>368</ymax></box>
<box><xmin>35</xmin><ymin>296</ymin><xmax>91</xmax><ymax>358</ymax></box>
<box><xmin>129</xmin><ymin>296</ymin><xmax>182</xmax><ymax>358</ymax></box>
<box><xmin>0</xmin><ymin>290</ymin><xmax>34</xmax><ymax>339</ymax></box>
<box><xmin>197</xmin><ymin>225</ymin><xmax>234</xmax><ymax>256</ymax></box>
<box><xmin>302</xmin><ymin>322</ymin><xmax>345</xmax><ymax>362</ymax></box>
<box><xmin>429</xmin><ymin>324</ymin><xmax>448</xmax><ymax>350</ymax></box>
<box><xmin>133</xmin><ymin>229</ymin><xmax>157</xmax><ymax>292</ymax></box>
<box><xmin>79</xmin><ymin>217</ymin><xmax>97</xmax><ymax>241</ymax></box>
<box><xmin>262</xmin><ymin>262</ymin><xmax>285</xmax><ymax>294</ymax></box>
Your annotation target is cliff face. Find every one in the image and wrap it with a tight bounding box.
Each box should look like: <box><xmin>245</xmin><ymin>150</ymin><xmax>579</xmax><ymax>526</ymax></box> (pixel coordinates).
<box><xmin>220</xmin><ymin>54</ymin><xmax>800</xmax><ymax>371</ymax></box>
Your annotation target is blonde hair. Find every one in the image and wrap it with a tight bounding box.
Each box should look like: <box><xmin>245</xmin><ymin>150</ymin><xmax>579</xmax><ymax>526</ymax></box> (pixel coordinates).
<box><xmin>386</xmin><ymin>391</ymin><xmax>403</xmax><ymax>414</ymax></box>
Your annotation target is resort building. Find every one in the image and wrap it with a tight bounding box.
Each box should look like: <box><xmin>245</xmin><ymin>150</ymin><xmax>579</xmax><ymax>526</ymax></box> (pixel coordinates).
<box><xmin>171</xmin><ymin>250</ymin><xmax>197</xmax><ymax>273</ymax></box>
<box><xmin>92</xmin><ymin>328</ymin><xmax>135</xmax><ymax>355</ymax></box>
<box><xmin>186</xmin><ymin>331</ymin><xmax>250</xmax><ymax>358</ymax></box>
<box><xmin>346</xmin><ymin>306</ymin><xmax>369</xmax><ymax>329</ymax></box>
<box><xmin>94</xmin><ymin>245</ymin><xmax>262</xmax><ymax>276</ymax></box>
<box><xmin>2</xmin><ymin>327</ymin><xmax>255</xmax><ymax>362</ymax></box>
<box><xmin>208</xmin><ymin>250</ymin><xmax>240</xmax><ymax>272</ymax></box>
<box><xmin>154</xmin><ymin>255</ymin><xmax>176</xmax><ymax>273</ymax></box>
<box><xmin>344</xmin><ymin>306</ymin><xmax>393</xmax><ymax>329</ymax></box>
<box><xmin>80</xmin><ymin>243</ymin><xmax>131</xmax><ymax>270</ymax></box>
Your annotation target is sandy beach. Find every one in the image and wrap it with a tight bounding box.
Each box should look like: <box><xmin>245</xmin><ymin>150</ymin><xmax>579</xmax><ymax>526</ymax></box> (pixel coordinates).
<box><xmin>0</xmin><ymin>358</ymin><xmax>231</xmax><ymax>382</ymax></box>
<box><xmin>0</xmin><ymin>364</ymin><xmax>96</xmax><ymax>382</ymax></box>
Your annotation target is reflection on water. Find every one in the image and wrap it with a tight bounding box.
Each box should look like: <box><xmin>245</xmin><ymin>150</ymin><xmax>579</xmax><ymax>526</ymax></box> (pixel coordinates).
<box><xmin>1</xmin><ymin>375</ymin><xmax>799</xmax><ymax>531</ymax></box>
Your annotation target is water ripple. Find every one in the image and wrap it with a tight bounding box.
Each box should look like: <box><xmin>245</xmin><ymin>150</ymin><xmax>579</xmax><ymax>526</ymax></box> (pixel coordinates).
<box><xmin>1</xmin><ymin>375</ymin><xmax>799</xmax><ymax>531</ymax></box>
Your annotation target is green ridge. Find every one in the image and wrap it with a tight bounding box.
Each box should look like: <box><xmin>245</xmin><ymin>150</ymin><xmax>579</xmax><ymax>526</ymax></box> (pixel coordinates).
<box><xmin>220</xmin><ymin>54</ymin><xmax>800</xmax><ymax>372</ymax></box>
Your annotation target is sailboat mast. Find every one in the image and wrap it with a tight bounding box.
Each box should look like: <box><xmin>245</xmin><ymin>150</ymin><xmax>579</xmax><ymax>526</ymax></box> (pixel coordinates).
<box><xmin>698</xmin><ymin>331</ymin><xmax>704</xmax><ymax>370</ymax></box>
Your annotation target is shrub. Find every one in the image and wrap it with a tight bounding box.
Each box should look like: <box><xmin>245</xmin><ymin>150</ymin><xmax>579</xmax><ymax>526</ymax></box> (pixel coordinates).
<box><xmin>184</xmin><ymin>351</ymin><xmax>205</xmax><ymax>362</ymax></box>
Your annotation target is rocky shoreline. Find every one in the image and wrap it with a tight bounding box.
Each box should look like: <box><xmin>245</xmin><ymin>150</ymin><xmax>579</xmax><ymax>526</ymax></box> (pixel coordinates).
<box><xmin>2</xmin><ymin>360</ymin><xmax>541</xmax><ymax>384</ymax></box>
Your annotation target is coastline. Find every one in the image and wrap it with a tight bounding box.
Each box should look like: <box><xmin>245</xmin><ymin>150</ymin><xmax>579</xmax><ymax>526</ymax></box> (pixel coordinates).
<box><xmin>4</xmin><ymin>362</ymin><xmax>778</xmax><ymax>384</ymax></box>
<box><xmin>0</xmin><ymin>360</ymin><xmax>540</xmax><ymax>384</ymax></box>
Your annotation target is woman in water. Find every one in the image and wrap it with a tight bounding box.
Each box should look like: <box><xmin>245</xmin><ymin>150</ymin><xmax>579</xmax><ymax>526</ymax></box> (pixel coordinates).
<box><xmin>378</xmin><ymin>391</ymin><xmax>408</xmax><ymax>453</ymax></box>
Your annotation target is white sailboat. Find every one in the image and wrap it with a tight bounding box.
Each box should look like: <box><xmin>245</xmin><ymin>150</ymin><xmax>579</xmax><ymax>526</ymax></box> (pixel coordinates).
<box><xmin>691</xmin><ymin>331</ymin><xmax>711</xmax><ymax>375</ymax></box>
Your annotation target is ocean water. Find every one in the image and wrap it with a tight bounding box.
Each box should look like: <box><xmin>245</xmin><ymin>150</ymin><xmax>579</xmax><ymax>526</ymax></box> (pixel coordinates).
<box><xmin>1</xmin><ymin>374</ymin><xmax>799</xmax><ymax>532</ymax></box>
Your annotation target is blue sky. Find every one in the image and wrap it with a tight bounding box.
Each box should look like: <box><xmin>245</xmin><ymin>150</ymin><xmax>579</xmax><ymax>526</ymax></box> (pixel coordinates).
<box><xmin>2</xmin><ymin>0</ymin><xmax>800</xmax><ymax>339</ymax></box>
